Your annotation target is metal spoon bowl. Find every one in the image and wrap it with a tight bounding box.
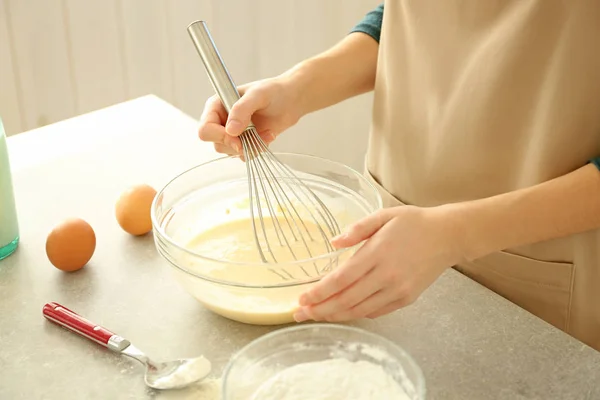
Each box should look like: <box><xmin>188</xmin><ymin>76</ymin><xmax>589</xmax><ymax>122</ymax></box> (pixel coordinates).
<box><xmin>43</xmin><ymin>302</ymin><xmax>211</xmax><ymax>390</ymax></box>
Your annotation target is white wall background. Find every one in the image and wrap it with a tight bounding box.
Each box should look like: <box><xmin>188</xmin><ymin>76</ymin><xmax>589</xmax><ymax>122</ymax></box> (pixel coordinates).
<box><xmin>0</xmin><ymin>0</ymin><xmax>380</xmax><ymax>169</ymax></box>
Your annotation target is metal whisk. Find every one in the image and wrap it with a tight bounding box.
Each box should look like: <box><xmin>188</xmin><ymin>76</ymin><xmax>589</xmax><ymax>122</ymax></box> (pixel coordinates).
<box><xmin>187</xmin><ymin>21</ymin><xmax>341</xmax><ymax>276</ymax></box>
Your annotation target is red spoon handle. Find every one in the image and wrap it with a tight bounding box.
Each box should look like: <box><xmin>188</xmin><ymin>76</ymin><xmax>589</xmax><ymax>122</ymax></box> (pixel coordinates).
<box><xmin>43</xmin><ymin>302</ymin><xmax>115</xmax><ymax>347</ymax></box>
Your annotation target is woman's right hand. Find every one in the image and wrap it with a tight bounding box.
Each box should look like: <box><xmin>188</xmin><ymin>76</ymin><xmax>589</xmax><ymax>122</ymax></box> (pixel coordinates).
<box><xmin>198</xmin><ymin>77</ymin><xmax>302</xmax><ymax>156</ymax></box>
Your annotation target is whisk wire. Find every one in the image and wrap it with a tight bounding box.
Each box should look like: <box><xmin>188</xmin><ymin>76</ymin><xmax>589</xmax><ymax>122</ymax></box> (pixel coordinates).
<box><xmin>243</xmin><ymin>131</ymin><xmax>303</xmax><ymax>262</ymax></box>
<box><xmin>242</xmin><ymin>129</ymin><xmax>323</xmax><ymax>279</ymax></box>
<box><xmin>242</xmin><ymin>136</ymin><xmax>273</xmax><ymax>263</ymax></box>
<box><xmin>244</xmin><ymin>131</ymin><xmax>311</xmax><ymax>254</ymax></box>
<box><xmin>247</xmin><ymin>135</ymin><xmax>316</xmax><ymax>245</ymax></box>
<box><xmin>250</xmin><ymin>130</ymin><xmax>340</xmax><ymax>239</ymax></box>
<box><xmin>241</xmin><ymin>127</ymin><xmax>342</xmax><ymax>278</ymax></box>
<box><xmin>248</xmin><ymin>129</ymin><xmax>341</xmax><ymax>242</ymax></box>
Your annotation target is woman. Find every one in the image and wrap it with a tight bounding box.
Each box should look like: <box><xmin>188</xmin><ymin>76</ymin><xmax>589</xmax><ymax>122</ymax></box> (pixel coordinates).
<box><xmin>198</xmin><ymin>2</ymin><xmax>600</xmax><ymax>351</ymax></box>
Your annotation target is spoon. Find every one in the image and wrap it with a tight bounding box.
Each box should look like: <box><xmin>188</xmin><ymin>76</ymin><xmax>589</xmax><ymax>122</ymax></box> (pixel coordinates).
<box><xmin>42</xmin><ymin>302</ymin><xmax>211</xmax><ymax>390</ymax></box>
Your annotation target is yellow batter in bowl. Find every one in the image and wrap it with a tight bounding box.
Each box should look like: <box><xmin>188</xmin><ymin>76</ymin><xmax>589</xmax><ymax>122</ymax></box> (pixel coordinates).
<box><xmin>188</xmin><ymin>216</ymin><xmax>334</xmax><ymax>264</ymax></box>
<box><xmin>151</xmin><ymin>153</ymin><xmax>381</xmax><ymax>325</ymax></box>
<box><xmin>171</xmin><ymin>211</ymin><xmax>355</xmax><ymax>325</ymax></box>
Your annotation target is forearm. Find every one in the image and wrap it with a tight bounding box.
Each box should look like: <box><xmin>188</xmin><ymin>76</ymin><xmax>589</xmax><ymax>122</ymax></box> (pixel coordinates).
<box><xmin>279</xmin><ymin>32</ymin><xmax>379</xmax><ymax>117</ymax></box>
<box><xmin>452</xmin><ymin>163</ymin><xmax>600</xmax><ymax>261</ymax></box>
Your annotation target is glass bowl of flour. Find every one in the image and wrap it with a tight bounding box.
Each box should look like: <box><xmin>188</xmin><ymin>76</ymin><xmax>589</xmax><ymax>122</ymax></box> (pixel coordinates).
<box><xmin>222</xmin><ymin>323</ymin><xmax>425</xmax><ymax>399</ymax></box>
<box><xmin>151</xmin><ymin>153</ymin><xmax>382</xmax><ymax>325</ymax></box>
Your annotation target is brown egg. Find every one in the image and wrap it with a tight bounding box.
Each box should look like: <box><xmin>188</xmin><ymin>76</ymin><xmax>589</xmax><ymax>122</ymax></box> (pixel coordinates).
<box><xmin>46</xmin><ymin>218</ymin><xmax>96</xmax><ymax>272</ymax></box>
<box><xmin>115</xmin><ymin>184</ymin><xmax>157</xmax><ymax>236</ymax></box>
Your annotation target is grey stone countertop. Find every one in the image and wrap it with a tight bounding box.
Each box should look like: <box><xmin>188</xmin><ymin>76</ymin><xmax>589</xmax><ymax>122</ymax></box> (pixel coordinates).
<box><xmin>1</xmin><ymin>96</ymin><xmax>599</xmax><ymax>400</ymax></box>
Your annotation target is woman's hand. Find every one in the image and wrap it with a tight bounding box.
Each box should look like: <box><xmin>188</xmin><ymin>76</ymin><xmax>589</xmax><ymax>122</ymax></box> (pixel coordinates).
<box><xmin>197</xmin><ymin>77</ymin><xmax>303</xmax><ymax>156</ymax></box>
<box><xmin>294</xmin><ymin>205</ymin><xmax>466</xmax><ymax>322</ymax></box>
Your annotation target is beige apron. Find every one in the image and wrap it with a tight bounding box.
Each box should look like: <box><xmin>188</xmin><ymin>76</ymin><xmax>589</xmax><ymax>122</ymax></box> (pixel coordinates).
<box><xmin>366</xmin><ymin>0</ymin><xmax>600</xmax><ymax>350</ymax></box>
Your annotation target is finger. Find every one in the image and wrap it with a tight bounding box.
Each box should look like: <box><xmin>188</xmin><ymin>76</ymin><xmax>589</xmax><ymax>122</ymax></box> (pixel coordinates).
<box><xmin>200</xmin><ymin>96</ymin><xmax>227</xmax><ymax>124</ymax></box>
<box><xmin>214</xmin><ymin>143</ymin><xmax>237</xmax><ymax>156</ymax></box>
<box><xmin>259</xmin><ymin>131</ymin><xmax>277</xmax><ymax>146</ymax></box>
<box><xmin>365</xmin><ymin>299</ymin><xmax>406</xmax><ymax>319</ymax></box>
<box><xmin>250</xmin><ymin>114</ymin><xmax>277</xmax><ymax>145</ymax></box>
<box><xmin>326</xmin><ymin>289</ymin><xmax>398</xmax><ymax>322</ymax></box>
<box><xmin>198</xmin><ymin>97</ymin><xmax>227</xmax><ymax>143</ymax></box>
<box><xmin>198</xmin><ymin>121</ymin><xmax>226</xmax><ymax>143</ymax></box>
<box><xmin>226</xmin><ymin>88</ymin><xmax>269</xmax><ymax>136</ymax></box>
<box><xmin>331</xmin><ymin>209</ymin><xmax>394</xmax><ymax>249</ymax></box>
<box><xmin>298</xmin><ymin>243</ymin><xmax>375</xmax><ymax>307</ymax></box>
<box><xmin>225</xmin><ymin>136</ymin><xmax>242</xmax><ymax>153</ymax></box>
<box><xmin>296</xmin><ymin>267</ymin><xmax>383</xmax><ymax>322</ymax></box>
<box><xmin>199</xmin><ymin>123</ymin><xmax>242</xmax><ymax>153</ymax></box>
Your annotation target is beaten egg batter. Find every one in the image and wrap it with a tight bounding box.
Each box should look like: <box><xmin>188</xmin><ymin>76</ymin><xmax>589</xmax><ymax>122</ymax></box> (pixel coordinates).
<box><xmin>186</xmin><ymin>216</ymin><xmax>336</xmax><ymax>264</ymax></box>
<box><xmin>178</xmin><ymin>216</ymin><xmax>351</xmax><ymax>325</ymax></box>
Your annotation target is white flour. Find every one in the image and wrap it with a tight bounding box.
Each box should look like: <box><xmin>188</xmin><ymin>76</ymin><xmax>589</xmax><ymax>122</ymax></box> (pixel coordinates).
<box><xmin>151</xmin><ymin>356</ymin><xmax>211</xmax><ymax>390</ymax></box>
<box><xmin>250</xmin><ymin>358</ymin><xmax>411</xmax><ymax>400</ymax></box>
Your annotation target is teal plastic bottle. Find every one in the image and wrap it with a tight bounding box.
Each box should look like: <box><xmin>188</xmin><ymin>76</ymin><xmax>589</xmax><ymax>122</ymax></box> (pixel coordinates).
<box><xmin>0</xmin><ymin>117</ymin><xmax>19</xmax><ymax>260</ymax></box>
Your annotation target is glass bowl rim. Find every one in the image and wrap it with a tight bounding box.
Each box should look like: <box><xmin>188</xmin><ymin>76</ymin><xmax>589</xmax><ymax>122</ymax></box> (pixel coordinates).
<box><xmin>150</xmin><ymin>152</ymin><xmax>383</xmax><ymax>270</ymax></box>
<box><xmin>220</xmin><ymin>323</ymin><xmax>426</xmax><ymax>398</ymax></box>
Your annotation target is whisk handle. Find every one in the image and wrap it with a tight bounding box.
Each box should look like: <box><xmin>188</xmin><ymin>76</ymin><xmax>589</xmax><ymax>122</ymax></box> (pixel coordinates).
<box><xmin>187</xmin><ymin>20</ymin><xmax>242</xmax><ymax>114</ymax></box>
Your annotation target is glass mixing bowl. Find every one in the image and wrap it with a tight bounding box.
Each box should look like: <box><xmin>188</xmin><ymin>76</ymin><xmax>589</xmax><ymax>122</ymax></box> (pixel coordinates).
<box><xmin>151</xmin><ymin>153</ymin><xmax>382</xmax><ymax>325</ymax></box>
<box><xmin>222</xmin><ymin>324</ymin><xmax>426</xmax><ymax>399</ymax></box>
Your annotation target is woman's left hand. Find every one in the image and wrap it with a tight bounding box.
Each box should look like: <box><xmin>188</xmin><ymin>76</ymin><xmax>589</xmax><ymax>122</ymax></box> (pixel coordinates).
<box><xmin>294</xmin><ymin>204</ymin><xmax>466</xmax><ymax>322</ymax></box>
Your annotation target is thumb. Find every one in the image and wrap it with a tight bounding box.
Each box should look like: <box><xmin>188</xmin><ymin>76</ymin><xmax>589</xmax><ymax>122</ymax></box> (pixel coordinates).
<box><xmin>331</xmin><ymin>209</ymin><xmax>395</xmax><ymax>248</ymax></box>
<box><xmin>225</xmin><ymin>88</ymin><xmax>268</xmax><ymax>136</ymax></box>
